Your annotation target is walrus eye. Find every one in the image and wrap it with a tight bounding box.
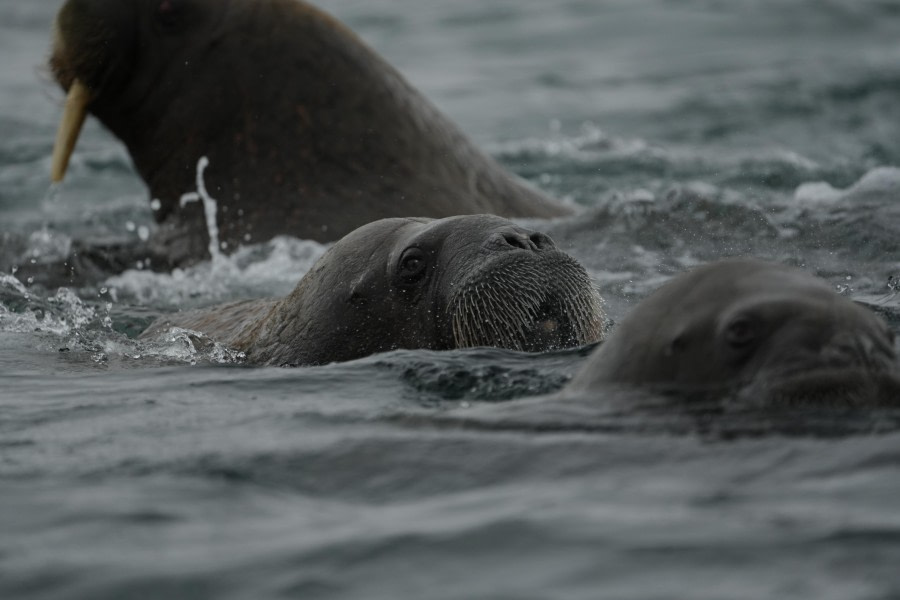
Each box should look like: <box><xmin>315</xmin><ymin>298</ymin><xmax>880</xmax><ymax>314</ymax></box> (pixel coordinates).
<box><xmin>398</xmin><ymin>248</ymin><xmax>427</xmax><ymax>283</ymax></box>
<box><xmin>725</xmin><ymin>316</ymin><xmax>756</xmax><ymax>349</ymax></box>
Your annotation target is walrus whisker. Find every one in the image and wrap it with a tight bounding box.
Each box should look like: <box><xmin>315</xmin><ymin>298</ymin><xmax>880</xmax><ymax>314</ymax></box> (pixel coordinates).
<box><xmin>448</xmin><ymin>252</ymin><xmax>604</xmax><ymax>351</ymax></box>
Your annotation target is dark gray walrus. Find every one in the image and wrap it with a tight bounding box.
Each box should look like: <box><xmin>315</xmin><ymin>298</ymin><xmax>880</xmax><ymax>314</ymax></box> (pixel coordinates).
<box><xmin>48</xmin><ymin>0</ymin><xmax>571</xmax><ymax>270</ymax></box>
<box><xmin>566</xmin><ymin>259</ymin><xmax>900</xmax><ymax>406</ymax></box>
<box><xmin>140</xmin><ymin>215</ymin><xmax>605</xmax><ymax>366</ymax></box>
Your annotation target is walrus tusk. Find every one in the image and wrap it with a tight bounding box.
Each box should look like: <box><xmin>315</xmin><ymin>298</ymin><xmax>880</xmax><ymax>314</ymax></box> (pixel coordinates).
<box><xmin>50</xmin><ymin>79</ymin><xmax>91</xmax><ymax>183</ymax></box>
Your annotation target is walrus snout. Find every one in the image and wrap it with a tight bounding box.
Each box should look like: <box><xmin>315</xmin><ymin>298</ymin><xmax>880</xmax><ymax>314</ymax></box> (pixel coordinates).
<box><xmin>489</xmin><ymin>228</ymin><xmax>556</xmax><ymax>253</ymax></box>
<box><xmin>448</xmin><ymin>250</ymin><xmax>606</xmax><ymax>353</ymax></box>
<box><xmin>50</xmin><ymin>0</ymin><xmax>137</xmax><ymax>182</ymax></box>
<box><xmin>51</xmin><ymin>0</ymin><xmax>135</xmax><ymax>91</ymax></box>
<box><xmin>754</xmin><ymin>302</ymin><xmax>898</xmax><ymax>380</ymax></box>
<box><xmin>819</xmin><ymin>330</ymin><xmax>897</xmax><ymax>373</ymax></box>
<box><xmin>758</xmin><ymin>329</ymin><xmax>897</xmax><ymax>388</ymax></box>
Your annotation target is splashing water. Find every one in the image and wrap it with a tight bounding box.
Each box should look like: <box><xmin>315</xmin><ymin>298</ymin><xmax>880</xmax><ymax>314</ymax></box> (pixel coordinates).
<box><xmin>0</xmin><ymin>276</ymin><xmax>247</xmax><ymax>366</ymax></box>
<box><xmin>0</xmin><ymin>273</ymin><xmax>29</xmax><ymax>296</ymax></box>
<box><xmin>148</xmin><ymin>326</ymin><xmax>247</xmax><ymax>365</ymax></box>
<box><xmin>101</xmin><ymin>155</ymin><xmax>331</xmax><ymax>307</ymax></box>
<box><xmin>44</xmin><ymin>181</ymin><xmax>62</xmax><ymax>205</ymax></box>
<box><xmin>179</xmin><ymin>156</ymin><xmax>224</xmax><ymax>265</ymax></box>
<box><xmin>24</xmin><ymin>227</ymin><xmax>73</xmax><ymax>263</ymax></box>
<box><xmin>104</xmin><ymin>236</ymin><xmax>327</xmax><ymax>307</ymax></box>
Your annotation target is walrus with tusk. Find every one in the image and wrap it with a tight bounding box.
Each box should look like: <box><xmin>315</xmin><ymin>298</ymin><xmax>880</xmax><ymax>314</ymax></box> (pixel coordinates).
<box><xmin>48</xmin><ymin>0</ymin><xmax>572</xmax><ymax>270</ymax></box>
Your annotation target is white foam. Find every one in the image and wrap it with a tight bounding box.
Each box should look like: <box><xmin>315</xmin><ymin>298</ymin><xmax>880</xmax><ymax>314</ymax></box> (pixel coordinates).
<box><xmin>793</xmin><ymin>181</ymin><xmax>842</xmax><ymax>205</ymax></box>
<box><xmin>794</xmin><ymin>166</ymin><xmax>900</xmax><ymax>205</ymax></box>
<box><xmin>488</xmin><ymin>122</ymin><xmax>643</xmax><ymax>160</ymax></box>
<box><xmin>0</xmin><ymin>273</ymin><xmax>29</xmax><ymax>296</ymax></box>
<box><xmin>104</xmin><ymin>236</ymin><xmax>328</xmax><ymax>307</ymax></box>
<box><xmin>849</xmin><ymin>166</ymin><xmax>900</xmax><ymax>196</ymax></box>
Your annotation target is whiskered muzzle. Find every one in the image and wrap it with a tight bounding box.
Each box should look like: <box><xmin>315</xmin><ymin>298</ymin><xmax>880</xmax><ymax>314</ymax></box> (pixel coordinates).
<box><xmin>742</xmin><ymin>329</ymin><xmax>900</xmax><ymax>407</ymax></box>
<box><xmin>448</xmin><ymin>253</ymin><xmax>605</xmax><ymax>352</ymax></box>
<box><xmin>819</xmin><ymin>330</ymin><xmax>897</xmax><ymax>373</ymax></box>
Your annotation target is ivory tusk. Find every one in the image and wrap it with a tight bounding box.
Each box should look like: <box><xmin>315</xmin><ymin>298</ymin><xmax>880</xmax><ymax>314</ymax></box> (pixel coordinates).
<box><xmin>50</xmin><ymin>79</ymin><xmax>91</xmax><ymax>183</ymax></box>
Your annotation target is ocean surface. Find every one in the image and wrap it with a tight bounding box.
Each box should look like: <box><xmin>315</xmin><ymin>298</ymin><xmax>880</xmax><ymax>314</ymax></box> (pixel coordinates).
<box><xmin>3</xmin><ymin>0</ymin><xmax>900</xmax><ymax>598</ymax></box>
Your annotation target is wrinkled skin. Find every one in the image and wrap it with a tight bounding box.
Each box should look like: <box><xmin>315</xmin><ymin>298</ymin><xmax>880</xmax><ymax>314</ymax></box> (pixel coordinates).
<box><xmin>49</xmin><ymin>0</ymin><xmax>570</xmax><ymax>270</ymax></box>
<box><xmin>141</xmin><ymin>215</ymin><xmax>605</xmax><ymax>366</ymax></box>
<box><xmin>567</xmin><ymin>259</ymin><xmax>900</xmax><ymax>406</ymax></box>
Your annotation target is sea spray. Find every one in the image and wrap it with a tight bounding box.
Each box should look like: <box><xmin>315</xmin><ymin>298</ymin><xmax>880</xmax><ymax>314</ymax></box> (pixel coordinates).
<box><xmin>103</xmin><ymin>236</ymin><xmax>327</xmax><ymax>307</ymax></box>
<box><xmin>179</xmin><ymin>156</ymin><xmax>224</xmax><ymax>266</ymax></box>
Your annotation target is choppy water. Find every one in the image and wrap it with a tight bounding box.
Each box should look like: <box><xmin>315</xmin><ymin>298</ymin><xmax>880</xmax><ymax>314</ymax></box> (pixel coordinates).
<box><xmin>2</xmin><ymin>0</ymin><xmax>900</xmax><ymax>598</ymax></box>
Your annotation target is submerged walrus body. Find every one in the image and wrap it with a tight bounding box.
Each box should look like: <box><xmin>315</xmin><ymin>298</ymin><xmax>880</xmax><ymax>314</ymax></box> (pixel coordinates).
<box><xmin>566</xmin><ymin>259</ymin><xmax>900</xmax><ymax>406</ymax></box>
<box><xmin>49</xmin><ymin>0</ymin><xmax>571</xmax><ymax>269</ymax></box>
<box><xmin>141</xmin><ymin>215</ymin><xmax>605</xmax><ymax>366</ymax></box>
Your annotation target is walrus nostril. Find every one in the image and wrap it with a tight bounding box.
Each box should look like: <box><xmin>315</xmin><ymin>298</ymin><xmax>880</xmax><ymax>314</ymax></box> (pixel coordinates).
<box><xmin>500</xmin><ymin>231</ymin><xmax>537</xmax><ymax>251</ymax></box>
<box><xmin>529</xmin><ymin>232</ymin><xmax>555</xmax><ymax>250</ymax></box>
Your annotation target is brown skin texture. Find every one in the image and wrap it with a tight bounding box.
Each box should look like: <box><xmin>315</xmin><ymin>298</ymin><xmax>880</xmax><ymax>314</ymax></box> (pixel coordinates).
<box><xmin>50</xmin><ymin>0</ymin><xmax>571</xmax><ymax>268</ymax></box>
<box><xmin>140</xmin><ymin>215</ymin><xmax>606</xmax><ymax>366</ymax></box>
<box><xmin>566</xmin><ymin>259</ymin><xmax>900</xmax><ymax>406</ymax></box>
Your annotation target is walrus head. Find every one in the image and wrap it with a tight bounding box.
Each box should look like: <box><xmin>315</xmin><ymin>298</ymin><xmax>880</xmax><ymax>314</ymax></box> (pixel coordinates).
<box><xmin>566</xmin><ymin>259</ymin><xmax>900</xmax><ymax>406</ymax></box>
<box><xmin>49</xmin><ymin>0</ymin><xmax>236</xmax><ymax>261</ymax></box>
<box><xmin>238</xmin><ymin>215</ymin><xmax>605</xmax><ymax>366</ymax></box>
<box><xmin>50</xmin><ymin>0</ymin><xmax>229</xmax><ymax>178</ymax></box>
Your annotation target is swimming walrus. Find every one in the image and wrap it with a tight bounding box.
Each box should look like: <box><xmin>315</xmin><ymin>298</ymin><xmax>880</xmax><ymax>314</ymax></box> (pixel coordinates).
<box><xmin>140</xmin><ymin>215</ymin><xmax>606</xmax><ymax>366</ymax></box>
<box><xmin>48</xmin><ymin>0</ymin><xmax>571</xmax><ymax>269</ymax></box>
<box><xmin>566</xmin><ymin>259</ymin><xmax>900</xmax><ymax>406</ymax></box>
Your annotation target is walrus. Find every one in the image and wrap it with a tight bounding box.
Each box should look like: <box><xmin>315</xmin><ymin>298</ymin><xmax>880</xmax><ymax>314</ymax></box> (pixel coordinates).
<box><xmin>139</xmin><ymin>215</ymin><xmax>605</xmax><ymax>365</ymax></box>
<box><xmin>48</xmin><ymin>0</ymin><xmax>571</xmax><ymax>270</ymax></box>
<box><xmin>566</xmin><ymin>259</ymin><xmax>900</xmax><ymax>406</ymax></box>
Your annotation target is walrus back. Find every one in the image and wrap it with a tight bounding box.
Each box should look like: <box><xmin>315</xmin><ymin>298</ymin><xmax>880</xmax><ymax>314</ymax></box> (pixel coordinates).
<box><xmin>139</xmin><ymin>298</ymin><xmax>279</xmax><ymax>348</ymax></box>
